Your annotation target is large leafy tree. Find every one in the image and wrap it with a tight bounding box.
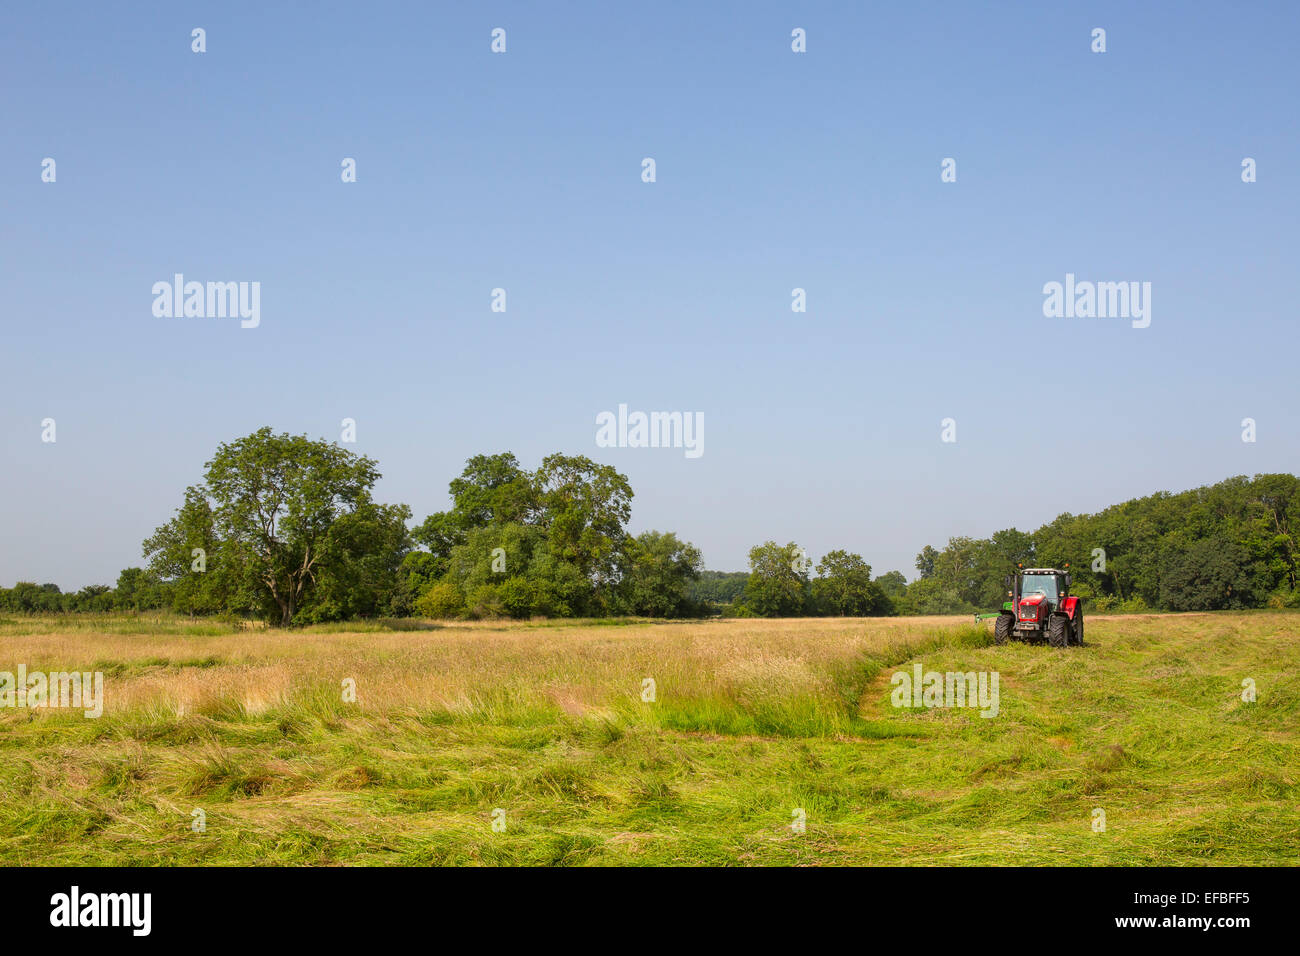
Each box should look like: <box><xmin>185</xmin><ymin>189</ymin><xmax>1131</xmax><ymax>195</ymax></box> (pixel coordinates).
<box><xmin>743</xmin><ymin>541</ymin><xmax>810</xmax><ymax>617</ymax></box>
<box><xmin>145</xmin><ymin>428</ymin><xmax>401</xmax><ymax>625</ymax></box>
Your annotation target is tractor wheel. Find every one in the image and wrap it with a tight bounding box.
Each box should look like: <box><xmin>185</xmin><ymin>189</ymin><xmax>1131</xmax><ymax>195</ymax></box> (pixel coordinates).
<box><xmin>1073</xmin><ymin>612</ymin><xmax>1085</xmax><ymax>646</ymax></box>
<box><xmin>994</xmin><ymin>614</ymin><xmax>1014</xmax><ymax>645</ymax></box>
<box><xmin>1048</xmin><ymin>615</ymin><xmax>1069</xmax><ymax>648</ymax></box>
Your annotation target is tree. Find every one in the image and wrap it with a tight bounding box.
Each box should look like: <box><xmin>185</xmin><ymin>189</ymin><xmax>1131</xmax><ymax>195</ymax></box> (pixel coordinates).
<box><xmin>114</xmin><ymin>567</ymin><xmax>163</xmax><ymax>611</ymax></box>
<box><xmin>534</xmin><ymin>454</ymin><xmax>634</xmax><ymax>600</ymax></box>
<box><xmin>893</xmin><ymin>577</ymin><xmax>967</xmax><ymax>615</ymax></box>
<box><xmin>915</xmin><ymin>545</ymin><xmax>939</xmax><ymax>580</ymax></box>
<box><xmin>415</xmin><ymin>579</ymin><xmax>466</xmax><ymax>619</ymax></box>
<box><xmin>1159</xmin><ymin>536</ymin><xmax>1256</xmax><ymax>611</ymax></box>
<box><xmin>406</xmin><ymin>451</ymin><xmax>639</xmax><ymax>620</ymax></box>
<box><xmin>0</xmin><ymin>582</ymin><xmax>61</xmax><ymax>613</ymax></box>
<box><xmin>1247</xmin><ymin>473</ymin><xmax>1298</xmax><ymax>592</ymax></box>
<box><xmin>812</xmin><ymin>550</ymin><xmax>885</xmax><ymax>616</ymax></box>
<box><xmin>743</xmin><ymin>541</ymin><xmax>809</xmax><ymax>616</ymax></box>
<box><xmin>445</xmin><ymin>521</ymin><xmax>547</xmax><ymax>616</ymax></box>
<box><xmin>525</xmin><ymin>552</ymin><xmax>593</xmax><ymax>617</ymax></box>
<box><xmin>688</xmin><ymin>571</ymin><xmax>749</xmax><ymax>609</ymax></box>
<box><xmin>298</xmin><ymin>501</ymin><xmax>412</xmax><ymax>621</ymax></box>
<box><xmin>145</xmin><ymin>428</ymin><xmax>398</xmax><ymax>625</ymax></box>
<box><xmin>617</xmin><ymin>530</ymin><xmax>703</xmax><ymax>617</ymax></box>
<box><xmin>874</xmin><ymin>571</ymin><xmax>908</xmax><ymax>598</ymax></box>
<box><xmin>392</xmin><ymin>551</ymin><xmax>447</xmax><ymax>616</ymax></box>
<box><xmin>142</xmin><ymin>486</ymin><xmax>229</xmax><ymax>616</ymax></box>
<box><xmin>411</xmin><ymin>511</ymin><xmax>463</xmax><ymax>572</ymax></box>
<box><xmin>74</xmin><ymin>584</ymin><xmax>114</xmax><ymax>612</ymax></box>
<box><xmin>447</xmin><ymin>452</ymin><xmax>537</xmax><ymax>528</ymax></box>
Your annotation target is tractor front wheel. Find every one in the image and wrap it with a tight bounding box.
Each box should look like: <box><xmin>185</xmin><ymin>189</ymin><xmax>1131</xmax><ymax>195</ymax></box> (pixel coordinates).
<box><xmin>1073</xmin><ymin>612</ymin><xmax>1085</xmax><ymax>646</ymax></box>
<box><xmin>1048</xmin><ymin>615</ymin><xmax>1070</xmax><ymax>648</ymax></box>
<box><xmin>994</xmin><ymin>614</ymin><xmax>1014</xmax><ymax>644</ymax></box>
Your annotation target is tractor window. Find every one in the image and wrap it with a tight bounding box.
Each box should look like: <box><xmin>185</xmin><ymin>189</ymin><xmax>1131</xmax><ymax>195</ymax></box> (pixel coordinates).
<box><xmin>1020</xmin><ymin>575</ymin><xmax>1058</xmax><ymax>601</ymax></box>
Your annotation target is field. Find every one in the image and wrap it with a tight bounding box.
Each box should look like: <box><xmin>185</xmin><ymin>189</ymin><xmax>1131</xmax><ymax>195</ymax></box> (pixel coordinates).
<box><xmin>1</xmin><ymin>611</ymin><xmax>1297</xmax><ymax>866</ymax></box>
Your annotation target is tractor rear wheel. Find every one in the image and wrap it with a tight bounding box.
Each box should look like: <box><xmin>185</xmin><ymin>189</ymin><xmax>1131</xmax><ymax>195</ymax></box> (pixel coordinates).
<box><xmin>1048</xmin><ymin>615</ymin><xmax>1069</xmax><ymax>648</ymax></box>
<box><xmin>994</xmin><ymin>614</ymin><xmax>1013</xmax><ymax>644</ymax></box>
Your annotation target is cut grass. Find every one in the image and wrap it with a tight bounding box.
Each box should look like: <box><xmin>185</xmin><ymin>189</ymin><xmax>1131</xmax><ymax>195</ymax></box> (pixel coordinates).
<box><xmin>0</xmin><ymin>612</ymin><xmax>1296</xmax><ymax>865</ymax></box>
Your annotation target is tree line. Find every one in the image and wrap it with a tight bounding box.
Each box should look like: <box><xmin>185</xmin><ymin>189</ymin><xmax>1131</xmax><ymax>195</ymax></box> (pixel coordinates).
<box><xmin>900</xmin><ymin>473</ymin><xmax>1300</xmax><ymax>614</ymax></box>
<box><xmin>2</xmin><ymin>429</ymin><xmax>1297</xmax><ymax>622</ymax></box>
<box><xmin>2</xmin><ymin>429</ymin><xmax>705</xmax><ymax>624</ymax></box>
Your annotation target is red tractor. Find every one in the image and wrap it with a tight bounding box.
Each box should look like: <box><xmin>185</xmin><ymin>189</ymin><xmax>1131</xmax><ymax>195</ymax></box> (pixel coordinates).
<box><xmin>991</xmin><ymin>566</ymin><xmax>1084</xmax><ymax>648</ymax></box>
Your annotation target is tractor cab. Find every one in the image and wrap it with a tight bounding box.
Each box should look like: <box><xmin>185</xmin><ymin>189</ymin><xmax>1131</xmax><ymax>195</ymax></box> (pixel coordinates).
<box><xmin>1012</xmin><ymin>569</ymin><xmax>1069</xmax><ymax>609</ymax></box>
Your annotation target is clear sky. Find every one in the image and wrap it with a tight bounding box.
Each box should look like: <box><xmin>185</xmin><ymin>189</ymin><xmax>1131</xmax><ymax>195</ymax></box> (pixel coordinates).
<box><xmin>3</xmin><ymin>1</ymin><xmax>1298</xmax><ymax>589</ymax></box>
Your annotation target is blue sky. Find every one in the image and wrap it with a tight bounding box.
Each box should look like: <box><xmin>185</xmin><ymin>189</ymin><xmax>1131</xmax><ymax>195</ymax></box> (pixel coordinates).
<box><xmin>2</xmin><ymin>1</ymin><xmax>1298</xmax><ymax>589</ymax></box>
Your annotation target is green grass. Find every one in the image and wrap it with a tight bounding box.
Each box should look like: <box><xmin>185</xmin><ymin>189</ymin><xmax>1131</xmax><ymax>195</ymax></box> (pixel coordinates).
<box><xmin>0</xmin><ymin>611</ymin><xmax>1296</xmax><ymax>865</ymax></box>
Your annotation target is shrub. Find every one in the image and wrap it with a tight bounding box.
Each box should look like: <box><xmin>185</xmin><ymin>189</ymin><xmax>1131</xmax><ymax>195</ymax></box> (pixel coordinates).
<box><xmin>415</xmin><ymin>580</ymin><xmax>466</xmax><ymax>620</ymax></box>
<box><xmin>498</xmin><ymin>577</ymin><xmax>535</xmax><ymax>619</ymax></box>
<box><xmin>466</xmin><ymin>583</ymin><xmax>505</xmax><ymax>620</ymax></box>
